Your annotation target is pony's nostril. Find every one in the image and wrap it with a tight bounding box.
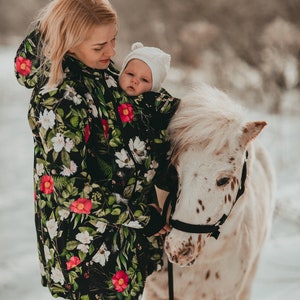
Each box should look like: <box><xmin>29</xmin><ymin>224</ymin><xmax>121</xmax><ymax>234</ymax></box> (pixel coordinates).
<box><xmin>177</xmin><ymin>245</ymin><xmax>194</xmax><ymax>259</ymax></box>
<box><xmin>171</xmin><ymin>254</ymin><xmax>178</xmax><ymax>264</ymax></box>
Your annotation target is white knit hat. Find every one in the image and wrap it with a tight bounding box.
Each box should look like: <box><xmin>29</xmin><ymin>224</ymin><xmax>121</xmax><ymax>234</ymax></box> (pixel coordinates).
<box><xmin>120</xmin><ymin>42</ymin><xmax>171</xmax><ymax>92</ymax></box>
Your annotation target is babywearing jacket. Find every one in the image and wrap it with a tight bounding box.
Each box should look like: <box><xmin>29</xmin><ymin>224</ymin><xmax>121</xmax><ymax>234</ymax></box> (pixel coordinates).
<box><xmin>14</xmin><ymin>28</ymin><xmax>179</xmax><ymax>300</ymax></box>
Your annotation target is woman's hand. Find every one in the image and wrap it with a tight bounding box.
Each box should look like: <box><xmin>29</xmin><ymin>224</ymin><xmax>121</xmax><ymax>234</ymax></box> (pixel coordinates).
<box><xmin>154</xmin><ymin>223</ymin><xmax>171</xmax><ymax>236</ymax></box>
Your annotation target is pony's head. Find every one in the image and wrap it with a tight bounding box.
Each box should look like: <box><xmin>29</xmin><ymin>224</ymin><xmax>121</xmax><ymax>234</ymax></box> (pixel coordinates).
<box><xmin>165</xmin><ymin>84</ymin><xmax>266</xmax><ymax>266</ymax></box>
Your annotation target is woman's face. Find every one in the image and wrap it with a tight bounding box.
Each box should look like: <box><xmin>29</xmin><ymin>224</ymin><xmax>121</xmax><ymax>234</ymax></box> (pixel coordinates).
<box><xmin>69</xmin><ymin>23</ymin><xmax>117</xmax><ymax>69</ymax></box>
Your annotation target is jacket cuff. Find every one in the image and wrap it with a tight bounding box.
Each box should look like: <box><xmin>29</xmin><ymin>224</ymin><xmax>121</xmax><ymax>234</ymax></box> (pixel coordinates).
<box><xmin>142</xmin><ymin>206</ymin><xmax>165</xmax><ymax>237</ymax></box>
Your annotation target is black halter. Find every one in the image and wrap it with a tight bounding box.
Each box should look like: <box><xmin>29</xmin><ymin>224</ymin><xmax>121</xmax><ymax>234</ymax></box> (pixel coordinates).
<box><xmin>166</xmin><ymin>151</ymin><xmax>248</xmax><ymax>240</ymax></box>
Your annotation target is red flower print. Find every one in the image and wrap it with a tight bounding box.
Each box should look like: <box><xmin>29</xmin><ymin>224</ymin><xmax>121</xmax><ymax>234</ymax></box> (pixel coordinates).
<box><xmin>66</xmin><ymin>256</ymin><xmax>81</xmax><ymax>270</ymax></box>
<box><xmin>15</xmin><ymin>56</ymin><xmax>32</xmax><ymax>76</ymax></box>
<box><xmin>84</xmin><ymin>124</ymin><xmax>91</xmax><ymax>142</ymax></box>
<box><xmin>40</xmin><ymin>175</ymin><xmax>54</xmax><ymax>194</ymax></box>
<box><xmin>101</xmin><ymin>118</ymin><xmax>109</xmax><ymax>138</ymax></box>
<box><xmin>112</xmin><ymin>270</ymin><xmax>129</xmax><ymax>293</ymax></box>
<box><xmin>70</xmin><ymin>198</ymin><xmax>92</xmax><ymax>214</ymax></box>
<box><xmin>118</xmin><ymin>103</ymin><xmax>134</xmax><ymax>123</ymax></box>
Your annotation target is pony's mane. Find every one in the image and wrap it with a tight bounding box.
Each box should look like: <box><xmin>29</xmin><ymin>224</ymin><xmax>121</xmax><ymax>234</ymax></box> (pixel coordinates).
<box><xmin>167</xmin><ymin>84</ymin><xmax>246</xmax><ymax>164</ymax></box>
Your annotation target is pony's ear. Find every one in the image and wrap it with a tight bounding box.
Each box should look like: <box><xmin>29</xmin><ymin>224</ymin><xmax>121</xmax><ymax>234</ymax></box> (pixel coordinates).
<box><xmin>239</xmin><ymin>121</ymin><xmax>267</xmax><ymax>147</ymax></box>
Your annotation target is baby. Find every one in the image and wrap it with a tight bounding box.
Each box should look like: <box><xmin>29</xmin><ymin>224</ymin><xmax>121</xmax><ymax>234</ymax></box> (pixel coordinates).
<box><xmin>119</xmin><ymin>42</ymin><xmax>171</xmax><ymax>96</ymax></box>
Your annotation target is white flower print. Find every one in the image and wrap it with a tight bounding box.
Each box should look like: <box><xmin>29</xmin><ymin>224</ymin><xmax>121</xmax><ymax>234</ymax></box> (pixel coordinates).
<box><xmin>85</xmin><ymin>93</ymin><xmax>93</xmax><ymax>102</ymax></box>
<box><xmin>60</xmin><ymin>160</ymin><xmax>78</xmax><ymax>176</ymax></box>
<box><xmin>114</xmin><ymin>193</ymin><xmax>128</xmax><ymax>205</ymax></box>
<box><xmin>51</xmin><ymin>133</ymin><xmax>65</xmax><ymax>152</ymax></box>
<box><xmin>77</xmin><ymin>244</ymin><xmax>89</xmax><ymax>254</ymax></box>
<box><xmin>64</xmin><ymin>85</ymin><xmax>76</xmax><ymax>102</ymax></box>
<box><xmin>64</xmin><ymin>138</ymin><xmax>74</xmax><ymax>152</ymax></box>
<box><xmin>36</xmin><ymin>163</ymin><xmax>44</xmax><ymax>176</ymax></box>
<box><xmin>105</xmin><ymin>74</ymin><xmax>117</xmax><ymax>87</ymax></box>
<box><xmin>34</xmin><ymin>173</ymin><xmax>39</xmax><ymax>184</ymax></box>
<box><xmin>40</xmin><ymin>262</ymin><xmax>46</xmax><ymax>276</ymax></box>
<box><xmin>135</xmin><ymin>180</ymin><xmax>143</xmax><ymax>192</ymax></box>
<box><xmin>51</xmin><ymin>267</ymin><xmax>65</xmax><ymax>285</ymax></box>
<box><xmin>46</xmin><ymin>219</ymin><xmax>58</xmax><ymax>239</ymax></box>
<box><xmin>86</xmin><ymin>93</ymin><xmax>98</xmax><ymax>117</ymax></box>
<box><xmin>129</xmin><ymin>137</ymin><xmax>147</xmax><ymax>163</ymax></box>
<box><xmin>70</xmin><ymin>160</ymin><xmax>78</xmax><ymax>173</ymax></box>
<box><xmin>58</xmin><ymin>209</ymin><xmax>70</xmax><ymax>221</ymax></box>
<box><xmin>44</xmin><ymin>245</ymin><xmax>51</xmax><ymax>262</ymax></box>
<box><xmin>39</xmin><ymin>109</ymin><xmax>55</xmax><ymax>130</ymax></box>
<box><xmin>95</xmin><ymin>221</ymin><xmax>107</xmax><ymax>233</ymax></box>
<box><xmin>64</xmin><ymin>85</ymin><xmax>82</xmax><ymax>105</ymax></box>
<box><xmin>92</xmin><ymin>242</ymin><xmax>111</xmax><ymax>266</ymax></box>
<box><xmin>124</xmin><ymin>221</ymin><xmax>143</xmax><ymax>229</ymax></box>
<box><xmin>40</xmin><ymin>85</ymin><xmax>58</xmax><ymax>95</ymax></box>
<box><xmin>150</xmin><ymin>160</ymin><xmax>159</xmax><ymax>169</ymax></box>
<box><xmin>76</xmin><ymin>231</ymin><xmax>93</xmax><ymax>254</ymax></box>
<box><xmin>73</xmin><ymin>94</ymin><xmax>83</xmax><ymax>105</ymax></box>
<box><xmin>115</xmin><ymin>149</ymin><xmax>134</xmax><ymax>168</ymax></box>
<box><xmin>76</xmin><ymin>231</ymin><xmax>93</xmax><ymax>244</ymax></box>
<box><xmin>90</xmin><ymin>104</ymin><xmax>98</xmax><ymax>117</ymax></box>
<box><xmin>145</xmin><ymin>169</ymin><xmax>156</xmax><ymax>182</ymax></box>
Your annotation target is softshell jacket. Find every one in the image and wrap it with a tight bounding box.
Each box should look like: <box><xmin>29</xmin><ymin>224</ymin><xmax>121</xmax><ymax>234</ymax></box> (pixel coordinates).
<box><xmin>14</xmin><ymin>29</ymin><xmax>179</xmax><ymax>300</ymax></box>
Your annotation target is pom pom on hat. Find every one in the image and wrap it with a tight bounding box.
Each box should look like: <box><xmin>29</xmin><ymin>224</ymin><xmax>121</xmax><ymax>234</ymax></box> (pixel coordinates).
<box><xmin>121</xmin><ymin>42</ymin><xmax>171</xmax><ymax>92</ymax></box>
<box><xmin>131</xmin><ymin>42</ymin><xmax>144</xmax><ymax>51</ymax></box>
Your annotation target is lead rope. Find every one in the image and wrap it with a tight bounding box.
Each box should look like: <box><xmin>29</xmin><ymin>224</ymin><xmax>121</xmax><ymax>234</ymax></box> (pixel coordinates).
<box><xmin>162</xmin><ymin>192</ymin><xmax>176</xmax><ymax>300</ymax></box>
<box><xmin>168</xmin><ymin>261</ymin><xmax>174</xmax><ymax>300</ymax></box>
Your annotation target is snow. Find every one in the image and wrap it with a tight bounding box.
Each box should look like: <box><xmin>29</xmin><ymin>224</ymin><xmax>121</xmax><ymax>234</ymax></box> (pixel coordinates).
<box><xmin>1</xmin><ymin>45</ymin><xmax>299</xmax><ymax>299</ymax></box>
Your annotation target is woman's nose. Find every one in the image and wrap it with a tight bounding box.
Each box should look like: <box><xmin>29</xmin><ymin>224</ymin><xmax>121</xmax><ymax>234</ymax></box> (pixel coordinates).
<box><xmin>105</xmin><ymin>42</ymin><xmax>116</xmax><ymax>58</ymax></box>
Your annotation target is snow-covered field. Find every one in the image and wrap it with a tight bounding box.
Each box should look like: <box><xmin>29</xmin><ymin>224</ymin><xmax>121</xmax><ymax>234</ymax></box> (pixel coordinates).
<box><xmin>1</xmin><ymin>45</ymin><xmax>299</xmax><ymax>299</ymax></box>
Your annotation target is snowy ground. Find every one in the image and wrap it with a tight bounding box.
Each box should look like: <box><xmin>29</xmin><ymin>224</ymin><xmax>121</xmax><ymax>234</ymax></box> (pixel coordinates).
<box><xmin>1</xmin><ymin>45</ymin><xmax>299</xmax><ymax>299</ymax></box>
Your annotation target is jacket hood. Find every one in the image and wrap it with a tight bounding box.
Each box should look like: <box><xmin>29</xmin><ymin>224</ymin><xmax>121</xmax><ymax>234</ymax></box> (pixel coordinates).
<box><xmin>14</xmin><ymin>28</ymin><xmax>119</xmax><ymax>90</ymax></box>
<box><xmin>14</xmin><ymin>28</ymin><xmax>48</xmax><ymax>89</ymax></box>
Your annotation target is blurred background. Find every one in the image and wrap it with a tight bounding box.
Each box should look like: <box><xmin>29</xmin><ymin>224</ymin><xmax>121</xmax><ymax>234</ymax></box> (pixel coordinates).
<box><xmin>1</xmin><ymin>0</ymin><xmax>300</xmax><ymax>113</ymax></box>
<box><xmin>1</xmin><ymin>1</ymin><xmax>300</xmax><ymax>299</ymax></box>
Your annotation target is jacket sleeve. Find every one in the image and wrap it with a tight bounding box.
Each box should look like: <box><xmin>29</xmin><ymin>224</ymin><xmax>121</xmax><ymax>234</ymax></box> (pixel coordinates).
<box><xmin>141</xmin><ymin>90</ymin><xmax>180</xmax><ymax>192</ymax></box>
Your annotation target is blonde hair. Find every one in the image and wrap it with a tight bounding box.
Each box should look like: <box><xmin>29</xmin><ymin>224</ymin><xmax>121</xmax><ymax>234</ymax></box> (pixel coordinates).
<box><xmin>36</xmin><ymin>0</ymin><xmax>117</xmax><ymax>87</ymax></box>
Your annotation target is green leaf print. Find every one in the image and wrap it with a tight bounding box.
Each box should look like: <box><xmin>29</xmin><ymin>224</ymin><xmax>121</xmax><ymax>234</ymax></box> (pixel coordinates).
<box><xmin>43</xmin><ymin>97</ymin><xmax>58</xmax><ymax>107</ymax></box>
<box><xmin>95</xmin><ymin>157</ymin><xmax>113</xmax><ymax>178</ymax></box>
<box><xmin>70</xmin><ymin>116</ymin><xmax>79</xmax><ymax>128</ymax></box>
<box><xmin>61</xmin><ymin>149</ymin><xmax>71</xmax><ymax>166</ymax></box>
<box><xmin>66</xmin><ymin>240</ymin><xmax>78</xmax><ymax>251</ymax></box>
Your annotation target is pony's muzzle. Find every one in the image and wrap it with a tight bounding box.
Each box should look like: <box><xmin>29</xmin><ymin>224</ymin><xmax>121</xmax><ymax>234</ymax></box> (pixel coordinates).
<box><xmin>164</xmin><ymin>232</ymin><xmax>199</xmax><ymax>266</ymax></box>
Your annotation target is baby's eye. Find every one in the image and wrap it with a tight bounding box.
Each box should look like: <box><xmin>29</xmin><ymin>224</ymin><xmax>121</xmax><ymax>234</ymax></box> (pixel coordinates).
<box><xmin>142</xmin><ymin>78</ymin><xmax>149</xmax><ymax>83</ymax></box>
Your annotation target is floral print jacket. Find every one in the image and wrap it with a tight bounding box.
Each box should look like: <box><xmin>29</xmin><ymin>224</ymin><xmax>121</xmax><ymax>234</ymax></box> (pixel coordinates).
<box><xmin>15</xmin><ymin>29</ymin><xmax>179</xmax><ymax>300</ymax></box>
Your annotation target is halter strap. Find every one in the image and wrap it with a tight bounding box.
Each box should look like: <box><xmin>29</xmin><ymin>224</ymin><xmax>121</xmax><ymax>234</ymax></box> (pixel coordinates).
<box><xmin>170</xmin><ymin>214</ymin><xmax>227</xmax><ymax>239</ymax></box>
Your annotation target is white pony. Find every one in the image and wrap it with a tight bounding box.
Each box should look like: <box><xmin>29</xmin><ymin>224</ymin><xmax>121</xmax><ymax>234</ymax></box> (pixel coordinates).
<box><xmin>143</xmin><ymin>84</ymin><xmax>276</xmax><ymax>300</ymax></box>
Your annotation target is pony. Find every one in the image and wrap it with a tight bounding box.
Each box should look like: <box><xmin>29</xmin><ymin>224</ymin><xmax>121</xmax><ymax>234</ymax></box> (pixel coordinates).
<box><xmin>143</xmin><ymin>84</ymin><xmax>276</xmax><ymax>300</ymax></box>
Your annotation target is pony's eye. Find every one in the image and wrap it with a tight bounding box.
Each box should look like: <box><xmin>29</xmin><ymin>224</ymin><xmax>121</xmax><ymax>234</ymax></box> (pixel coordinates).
<box><xmin>216</xmin><ymin>177</ymin><xmax>230</xmax><ymax>187</ymax></box>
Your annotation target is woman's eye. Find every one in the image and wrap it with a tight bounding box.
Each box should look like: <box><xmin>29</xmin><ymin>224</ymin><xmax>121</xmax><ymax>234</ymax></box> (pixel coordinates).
<box><xmin>216</xmin><ymin>177</ymin><xmax>230</xmax><ymax>187</ymax></box>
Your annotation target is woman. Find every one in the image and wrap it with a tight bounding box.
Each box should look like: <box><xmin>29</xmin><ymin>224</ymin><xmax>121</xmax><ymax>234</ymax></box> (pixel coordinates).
<box><xmin>14</xmin><ymin>0</ymin><xmax>179</xmax><ymax>299</ymax></box>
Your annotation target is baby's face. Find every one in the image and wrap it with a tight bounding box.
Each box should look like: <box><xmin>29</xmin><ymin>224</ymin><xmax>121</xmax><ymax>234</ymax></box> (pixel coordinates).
<box><xmin>119</xmin><ymin>59</ymin><xmax>152</xmax><ymax>96</ymax></box>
